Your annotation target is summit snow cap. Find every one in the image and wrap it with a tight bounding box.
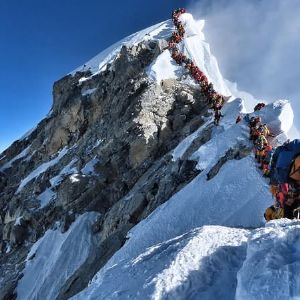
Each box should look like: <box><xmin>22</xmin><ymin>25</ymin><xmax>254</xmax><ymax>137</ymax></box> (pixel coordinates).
<box><xmin>178</xmin><ymin>13</ymin><xmax>205</xmax><ymax>38</ymax></box>
<box><xmin>72</xmin><ymin>9</ymin><xmax>230</xmax><ymax>98</ymax></box>
<box><xmin>147</xmin><ymin>11</ymin><xmax>231</xmax><ymax>96</ymax></box>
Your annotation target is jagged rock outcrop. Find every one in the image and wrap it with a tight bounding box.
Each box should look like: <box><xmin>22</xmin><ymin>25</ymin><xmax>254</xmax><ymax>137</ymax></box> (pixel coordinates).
<box><xmin>0</xmin><ymin>37</ymin><xmax>213</xmax><ymax>299</ymax></box>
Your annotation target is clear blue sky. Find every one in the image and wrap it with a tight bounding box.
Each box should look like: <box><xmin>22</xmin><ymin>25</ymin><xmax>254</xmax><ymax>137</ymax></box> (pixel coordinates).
<box><xmin>0</xmin><ymin>0</ymin><xmax>191</xmax><ymax>152</ymax></box>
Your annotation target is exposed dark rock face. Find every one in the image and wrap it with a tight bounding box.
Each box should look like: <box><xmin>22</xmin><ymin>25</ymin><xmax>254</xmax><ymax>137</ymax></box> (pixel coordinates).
<box><xmin>0</xmin><ymin>38</ymin><xmax>220</xmax><ymax>299</ymax></box>
<box><xmin>206</xmin><ymin>145</ymin><xmax>252</xmax><ymax>181</ymax></box>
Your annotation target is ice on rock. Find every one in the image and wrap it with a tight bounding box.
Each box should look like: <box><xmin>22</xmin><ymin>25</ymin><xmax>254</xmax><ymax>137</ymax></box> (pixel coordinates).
<box><xmin>0</xmin><ymin>145</ymin><xmax>31</xmax><ymax>171</ymax></box>
<box><xmin>16</xmin><ymin>147</ymin><xmax>69</xmax><ymax>194</ymax></box>
<box><xmin>17</xmin><ymin>212</ymin><xmax>100</xmax><ymax>300</ymax></box>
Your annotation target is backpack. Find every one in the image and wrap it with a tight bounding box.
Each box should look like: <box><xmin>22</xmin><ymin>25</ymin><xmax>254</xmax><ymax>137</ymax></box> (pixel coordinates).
<box><xmin>264</xmin><ymin>205</ymin><xmax>284</xmax><ymax>221</ymax></box>
<box><xmin>290</xmin><ymin>155</ymin><xmax>300</xmax><ymax>182</ymax></box>
<box><xmin>244</xmin><ymin>114</ymin><xmax>250</xmax><ymax>123</ymax></box>
<box><xmin>274</xmin><ymin>139</ymin><xmax>300</xmax><ymax>184</ymax></box>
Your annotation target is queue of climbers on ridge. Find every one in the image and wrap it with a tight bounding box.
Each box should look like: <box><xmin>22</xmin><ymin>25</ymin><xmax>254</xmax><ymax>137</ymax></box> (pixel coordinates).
<box><xmin>240</xmin><ymin>103</ymin><xmax>300</xmax><ymax>221</ymax></box>
<box><xmin>169</xmin><ymin>8</ymin><xmax>225</xmax><ymax>126</ymax></box>
<box><xmin>170</xmin><ymin>8</ymin><xmax>300</xmax><ymax>222</ymax></box>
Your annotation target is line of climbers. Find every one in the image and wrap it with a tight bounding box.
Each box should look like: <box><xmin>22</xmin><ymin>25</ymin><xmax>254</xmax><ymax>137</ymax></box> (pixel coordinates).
<box><xmin>169</xmin><ymin>8</ymin><xmax>225</xmax><ymax>126</ymax></box>
<box><xmin>170</xmin><ymin>8</ymin><xmax>299</xmax><ymax>221</ymax></box>
<box><xmin>238</xmin><ymin>103</ymin><xmax>300</xmax><ymax>221</ymax></box>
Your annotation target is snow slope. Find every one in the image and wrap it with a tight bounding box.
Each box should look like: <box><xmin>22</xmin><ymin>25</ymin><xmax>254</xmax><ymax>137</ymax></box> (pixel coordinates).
<box><xmin>73</xmin><ymin>226</ymin><xmax>250</xmax><ymax>300</ymax></box>
<box><xmin>17</xmin><ymin>212</ymin><xmax>100</xmax><ymax>300</ymax></box>
<box><xmin>236</xmin><ymin>219</ymin><xmax>300</xmax><ymax>300</ymax></box>
<box><xmin>72</xmin><ymin>97</ymin><xmax>293</xmax><ymax>299</ymax></box>
<box><xmin>73</xmin><ymin>221</ymin><xmax>300</xmax><ymax>300</ymax></box>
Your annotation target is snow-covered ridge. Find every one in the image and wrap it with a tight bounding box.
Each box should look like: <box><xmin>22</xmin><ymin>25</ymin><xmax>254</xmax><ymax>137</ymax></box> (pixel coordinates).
<box><xmin>72</xmin><ymin>220</ymin><xmax>300</xmax><ymax>300</ymax></box>
<box><xmin>73</xmin><ymin>226</ymin><xmax>250</xmax><ymax>300</ymax></box>
<box><xmin>71</xmin><ymin>20</ymin><xmax>174</xmax><ymax>75</ymax></box>
<box><xmin>72</xmin><ymin>13</ymin><xmax>230</xmax><ymax>97</ymax></box>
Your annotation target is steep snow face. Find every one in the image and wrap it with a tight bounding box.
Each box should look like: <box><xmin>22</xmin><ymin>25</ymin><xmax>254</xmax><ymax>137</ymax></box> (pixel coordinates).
<box><xmin>236</xmin><ymin>219</ymin><xmax>300</xmax><ymax>300</ymax></box>
<box><xmin>147</xmin><ymin>13</ymin><xmax>231</xmax><ymax>96</ymax></box>
<box><xmin>72</xmin><ymin>226</ymin><xmax>249</xmax><ymax>300</ymax></box>
<box><xmin>17</xmin><ymin>212</ymin><xmax>100</xmax><ymax>300</ymax></box>
<box><xmin>90</xmin><ymin>157</ymin><xmax>270</xmax><ymax>271</ymax></box>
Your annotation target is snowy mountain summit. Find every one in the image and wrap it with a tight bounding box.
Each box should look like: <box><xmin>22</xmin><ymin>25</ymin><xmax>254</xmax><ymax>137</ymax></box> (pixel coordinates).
<box><xmin>0</xmin><ymin>10</ymin><xmax>297</xmax><ymax>300</ymax></box>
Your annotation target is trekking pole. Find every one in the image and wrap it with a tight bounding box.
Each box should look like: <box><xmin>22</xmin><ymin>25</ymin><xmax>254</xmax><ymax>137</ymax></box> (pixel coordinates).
<box><xmin>293</xmin><ymin>207</ymin><xmax>300</xmax><ymax>219</ymax></box>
